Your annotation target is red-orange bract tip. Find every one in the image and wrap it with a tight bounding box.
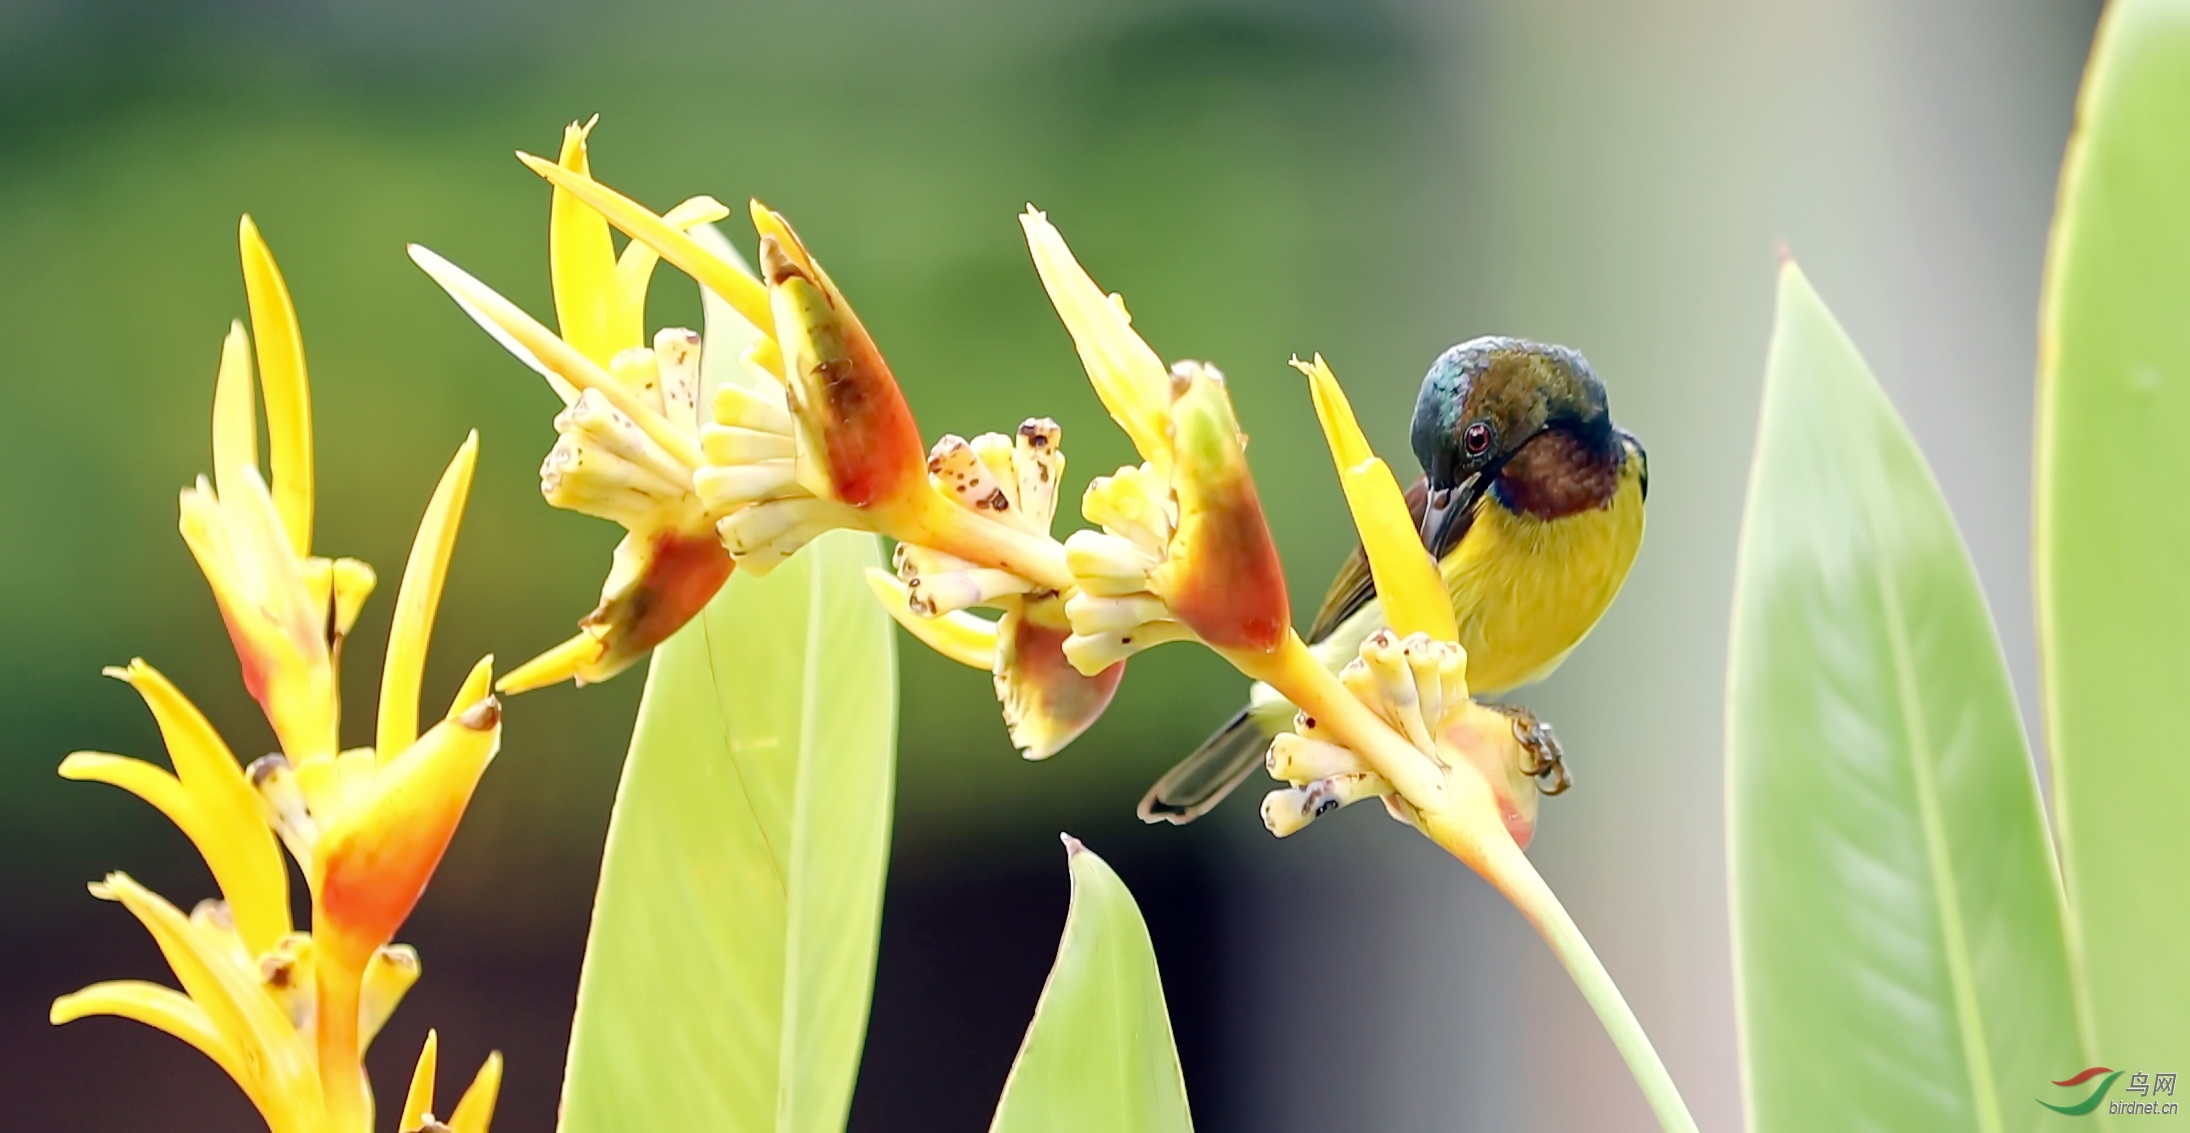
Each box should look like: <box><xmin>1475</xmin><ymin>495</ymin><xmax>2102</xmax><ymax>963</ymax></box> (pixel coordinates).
<box><xmin>766</xmin><ymin>221</ymin><xmax>928</xmax><ymax>511</ymax></box>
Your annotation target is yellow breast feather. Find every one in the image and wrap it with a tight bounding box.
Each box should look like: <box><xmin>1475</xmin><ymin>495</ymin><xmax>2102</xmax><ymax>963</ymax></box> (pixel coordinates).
<box><xmin>1444</xmin><ymin>461</ymin><xmax>1646</xmax><ymax>696</ymax></box>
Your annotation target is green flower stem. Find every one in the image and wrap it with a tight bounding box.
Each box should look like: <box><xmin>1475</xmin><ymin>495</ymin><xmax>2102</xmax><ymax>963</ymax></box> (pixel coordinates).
<box><xmin>1471</xmin><ymin>830</ymin><xmax>1699</xmax><ymax>1133</ymax></box>
<box><xmin>1236</xmin><ymin>633</ymin><xmax>1697</xmax><ymax>1133</ymax></box>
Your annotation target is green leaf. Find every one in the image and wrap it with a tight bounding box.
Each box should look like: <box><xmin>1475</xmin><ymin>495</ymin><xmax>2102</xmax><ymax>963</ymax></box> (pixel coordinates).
<box><xmin>2037</xmin><ymin>0</ymin><xmax>2190</xmax><ymax>1072</ymax></box>
<box><xmin>557</xmin><ymin>527</ymin><xmax>897</xmax><ymax>1133</ymax></box>
<box><xmin>990</xmin><ymin>838</ymin><xmax>1193</xmax><ymax>1133</ymax></box>
<box><xmin>1728</xmin><ymin>263</ymin><xmax>2084</xmax><ymax>1130</ymax></box>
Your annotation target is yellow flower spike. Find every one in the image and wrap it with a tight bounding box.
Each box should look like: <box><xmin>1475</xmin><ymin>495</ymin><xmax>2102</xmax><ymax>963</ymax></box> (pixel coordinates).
<box><xmin>1019</xmin><ymin>207</ymin><xmax>1174</xmax><ymax>472</ymax></box>
<box><xmin>70</xmin><ymin>661</ymin><xmax>290</xmax><ymax>954</ymax></box>
<box><xmin>50</xmin><ymin>980</ymin><xmax>244</xmax><ymax>1090</ymax></box>
<box><xmin>408</xmin><ymin>244</ymin><xmax>707</xmax><ymax>472</ymax></box>
<box><xmin>515</xmin><ymin>150</ymin><xmax>780</xmax><ymax>371</ymax></box>
<box><xmin>86</xmin><ymin>873</ymin><xmax>320</xmax><ymax>1132</ymax></box>
<box><xmin>401</xmin><ymin>1029</ymin><xmax>440</xmax><ymax>1132</ymax></box>
<box><xmin>238</xmin><ymin>215</ymin><xmax>313</xmax><ymax>557</ymax></box>
<box><xmin>377</xmin><ymin>432</ymin><xmax>480</xmax><ymax>761</ymax></box>
<box><xmin>447</xmin><ymin>1051</ymin><xmax>504</xmax><ymax>1133</ymax></box>
<box><xmin>211</xmin><ymin>321</ymin><xmax>257</xmax><ymax>502</ymax></box>
<box><xmin>1293</xmin><ymin>354</ymin><xmax>1459</xmax><ymax>643</ymax></box>
<box><xmin>865</xmin><ymin>569</ymin><xmax>1000</xmax><ymax>669</ymax></box>
<box><xmin>551</xmin><ymin>117</ymin><xmax>619</xmax><ymax>367</ymax></box>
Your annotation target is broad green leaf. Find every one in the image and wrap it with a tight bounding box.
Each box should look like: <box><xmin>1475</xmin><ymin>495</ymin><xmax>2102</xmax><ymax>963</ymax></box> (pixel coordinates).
<box><xmin>991</xmin><ymin>838</ymin><xmax>1193</xmax><ymax>1133</ymax></box>
<box><xmin>2037</xmin><ymin>0</ymin><xmax>2190</xmax><ymax>1072</ymax></box>
<box><xmin>558</xmin><ymin>528</ymin><xmax>895</xmax><ymax>1133</ymax></box>
<box><xmin>558</xmin><ymin>235</ymin><xmax>896</xmax><ymax>1132</ymax></box>
<box><xmin>1729</xmin><ymin>263</ymin><xmax>2083</xmax><ymax>1130</ymax></box>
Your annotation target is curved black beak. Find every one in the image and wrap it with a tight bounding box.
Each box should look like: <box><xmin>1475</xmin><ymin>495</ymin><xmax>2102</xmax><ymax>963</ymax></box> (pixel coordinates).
<box><xmin>1419</xmin><ymin>471</ymin><xmax>1486</xmax><ymax>554</ymax></box>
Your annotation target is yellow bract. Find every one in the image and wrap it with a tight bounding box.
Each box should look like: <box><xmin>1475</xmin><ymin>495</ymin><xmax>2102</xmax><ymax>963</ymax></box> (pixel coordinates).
<box><xmin>60</xmin><ymin>660</ymin><xmax>290</xmax><ymax>955</ymax></box>
<box><xmin>397</xmin><ymin>1030</ymin><xmax>503</xmax><ymax>1133</ymax></box>
<box><xmin>1019</xmin><ymin>208</ymin><xmax>1174</xmax><ymax>475</ymax></box>
<box><xmin>377</xmin><ymin>433</ymin><xmax>480</xmax><ymax>760</ymax></box>
<box><xmin>239</xmin><ymin>215</ymin><xmax>314</xmax><ymax>556</ymax></box>
<box><xmin>520</xmin><ymin>148</ymin><xmax>780</xmax><ymax>374</ymax></box>
<box><xmin>1293</xmin><ymin>354</ymin><xmax>1460</xmax><ymax>644</ymax></box>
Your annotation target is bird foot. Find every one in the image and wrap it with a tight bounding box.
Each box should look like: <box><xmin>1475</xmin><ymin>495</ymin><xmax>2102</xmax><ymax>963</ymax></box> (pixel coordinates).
<box><xmin>1490</xmin><ymin>704</ymin><xmax>1571</xmax><ymax>796</ymax></box>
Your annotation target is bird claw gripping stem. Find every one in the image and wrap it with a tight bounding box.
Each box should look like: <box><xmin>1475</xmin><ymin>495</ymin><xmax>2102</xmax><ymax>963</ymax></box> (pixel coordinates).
<box><xmin>1491</xmin><ymin>703</ymin><xmax>1572</xmax><ymax>796</ymax></box>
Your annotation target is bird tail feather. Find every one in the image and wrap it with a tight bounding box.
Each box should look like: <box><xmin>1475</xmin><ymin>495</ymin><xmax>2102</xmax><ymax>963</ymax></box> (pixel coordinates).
<box><xmin>1137</xmin><ymin>707</ymin><xmax>1271</xmax><ymax>825</ymax></box>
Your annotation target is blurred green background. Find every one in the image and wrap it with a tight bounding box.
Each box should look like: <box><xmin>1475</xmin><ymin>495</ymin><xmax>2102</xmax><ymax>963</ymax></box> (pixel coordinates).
<box><xmin>0</xmin><ymin>0</ymin><xmax>2097</xmax><ymax>1128</ymax></box>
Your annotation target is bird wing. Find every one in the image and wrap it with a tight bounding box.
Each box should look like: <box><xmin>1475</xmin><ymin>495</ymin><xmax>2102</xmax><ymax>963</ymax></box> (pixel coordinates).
<box><xmin>1304</xmin><ymin>474</ymin><xmax>1474</xmax><ymax>644</ymax></box>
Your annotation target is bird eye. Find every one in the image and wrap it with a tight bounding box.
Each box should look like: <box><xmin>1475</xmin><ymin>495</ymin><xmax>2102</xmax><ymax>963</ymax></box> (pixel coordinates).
<box><xmin>1462</xmin><ymin>421</ymin><xmax>1494</xmax><ymax>457</ymax></box>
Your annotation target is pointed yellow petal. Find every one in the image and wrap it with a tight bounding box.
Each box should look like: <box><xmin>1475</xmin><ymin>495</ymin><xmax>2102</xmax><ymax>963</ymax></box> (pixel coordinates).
<box><xmin>59</xmin><ymin>752</ymin><xmax>196</xmax><ymax>834</ymax></box>
<box><xmin>326</xmin><ymin>556</ymin><xmax>379</xmax><ymax>639</ymax></box>
<box><xmin>52</xmin><ymin>981</ymin><xmax>255</xmax><ymax>1106</ymax></box>
<box><xmin>1018</xmin><ymin>208</ymin><xmax>1173</xmax><ymax>469</ymax></box>
<box><xmin>515</xmin><ymin>152</ymin><xmax>777</xmax><ymax>365</ymax></box>
<box><xmin>378</xmin><ymin>432</ymin><xmax>480</xmax><ymax>760</ymax></box>
<box><xmin>238</xmin><ymin>215</ymin><xmax>313</xmax><ymax>556</ymax></box>
<box><xmin>97</xmin><ymin>663</ymin><xmax>292</xmax><ymax>954</ymax></box>
<box><xmin>607</xmin><ymin>195</ymin><xmax>735</xmax><ymax>354</ymax></box>
<box><xmin>1293</xmin><ymin>355</ymin><xmax>1458</xmax><ymax>643</ymax></box>
<box><xmin>448</xmin><ymin>1051</ymin><xmax>503</xmax><ymax>1133</ymax></box>
<box><xmin>55</xmin><ymin>752</ymin><xmax>297</xmax><ymax>945</ymax></box>
<box><xmin>401</xmin><ymin>1029</ymin><xmax>439</xmax><ymax>1132</ymax></box>
<box><xmin>552</xmin><ymin>117</ymin><xmax>620</xmax><ymax>367</ymax></box>
<box><xmin>447</xmin><ymin>654</ymin><xmax>495</xmax><ymax>719</ymax></box>
<box><xmin>211</xmin><ymin>321</ymin><xmax>257</xmax><ymax>503</ymax></box>
<box><xmin>496</xmin><ymin>632</ymin><xmax>603</xmax><ymax>694</ymax></box>
<box><xmin>360</xmin><ymin>944</ymin><xmax>422</xmax><ymax>1052</ymax></box>
<box><xmin>864</xmin><ymin>568</ymin><xmax>999</xmax><ymax>669</ymax></box>
<box><xmin>408</xmin><ymin>245</ymin><xmax>705</xmax><ymax>471</ymax></box>
<box><xmin>97</xmin><ymin>873</ymin><xmax>317</xmax><ymax>1127</ymax></box>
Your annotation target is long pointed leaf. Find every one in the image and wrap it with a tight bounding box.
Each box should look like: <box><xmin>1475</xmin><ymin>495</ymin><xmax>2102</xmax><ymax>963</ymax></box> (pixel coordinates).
<box><xmin>558</xmin><ymin>527</ymin><xmax>896</xmax><ymax>1132</ymax></box>
<box><xmin>2037</xmin><ymin>0</ymin><xmax>2190</xmax><ymax>1073</ymax></box>
<box><xmin>1729</xmin><ymin>263</ymin><xmax>2083</xmax><ymax>1130</ymax></box>
<box><xmin>990</xmin><ymin>838</ymin><xmax>1193</xmax><ymax>1133</ymax></box>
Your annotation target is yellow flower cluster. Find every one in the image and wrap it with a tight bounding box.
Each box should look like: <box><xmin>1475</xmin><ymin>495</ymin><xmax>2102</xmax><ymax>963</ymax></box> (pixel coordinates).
<box><xmin>54</xmin><ymin>219</ymin><xmax>504</xmax><ymax>1133</ymax></box>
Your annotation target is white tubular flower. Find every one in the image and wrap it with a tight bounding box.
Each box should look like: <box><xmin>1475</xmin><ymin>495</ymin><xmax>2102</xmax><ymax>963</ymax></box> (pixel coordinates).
<box><xmin>1261</xmin><ymin>630</ymin><xmax>1542</xmax><ymax>846</ymax></box>
<box><xmin>543</xmin><ymin>328</ymin><xmax>709</xmax><ymax>533</ymax></box>
<box><xmin>870</xmin><ymin>418</ymin><xmax>1124</xmax><ymax>760</ymax></box>
<box><xmin>701</xmin><ymin>363</ymin><xmax>867</xmax><ymax>576</ymax></box>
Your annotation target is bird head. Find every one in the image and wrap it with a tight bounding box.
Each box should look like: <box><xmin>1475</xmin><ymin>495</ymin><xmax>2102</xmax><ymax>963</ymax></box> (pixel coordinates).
<box><xmin>1409</xmin><ymin>337</ymin><xmax>1612</xmax><ymax>549</ymax></box>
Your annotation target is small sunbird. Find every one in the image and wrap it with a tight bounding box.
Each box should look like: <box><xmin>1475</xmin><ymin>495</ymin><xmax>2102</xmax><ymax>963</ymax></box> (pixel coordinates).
<box><xmin>1139</xmin><ymin>336</ymin><xmax>1649</xmax><ymax>823</ymax></box>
